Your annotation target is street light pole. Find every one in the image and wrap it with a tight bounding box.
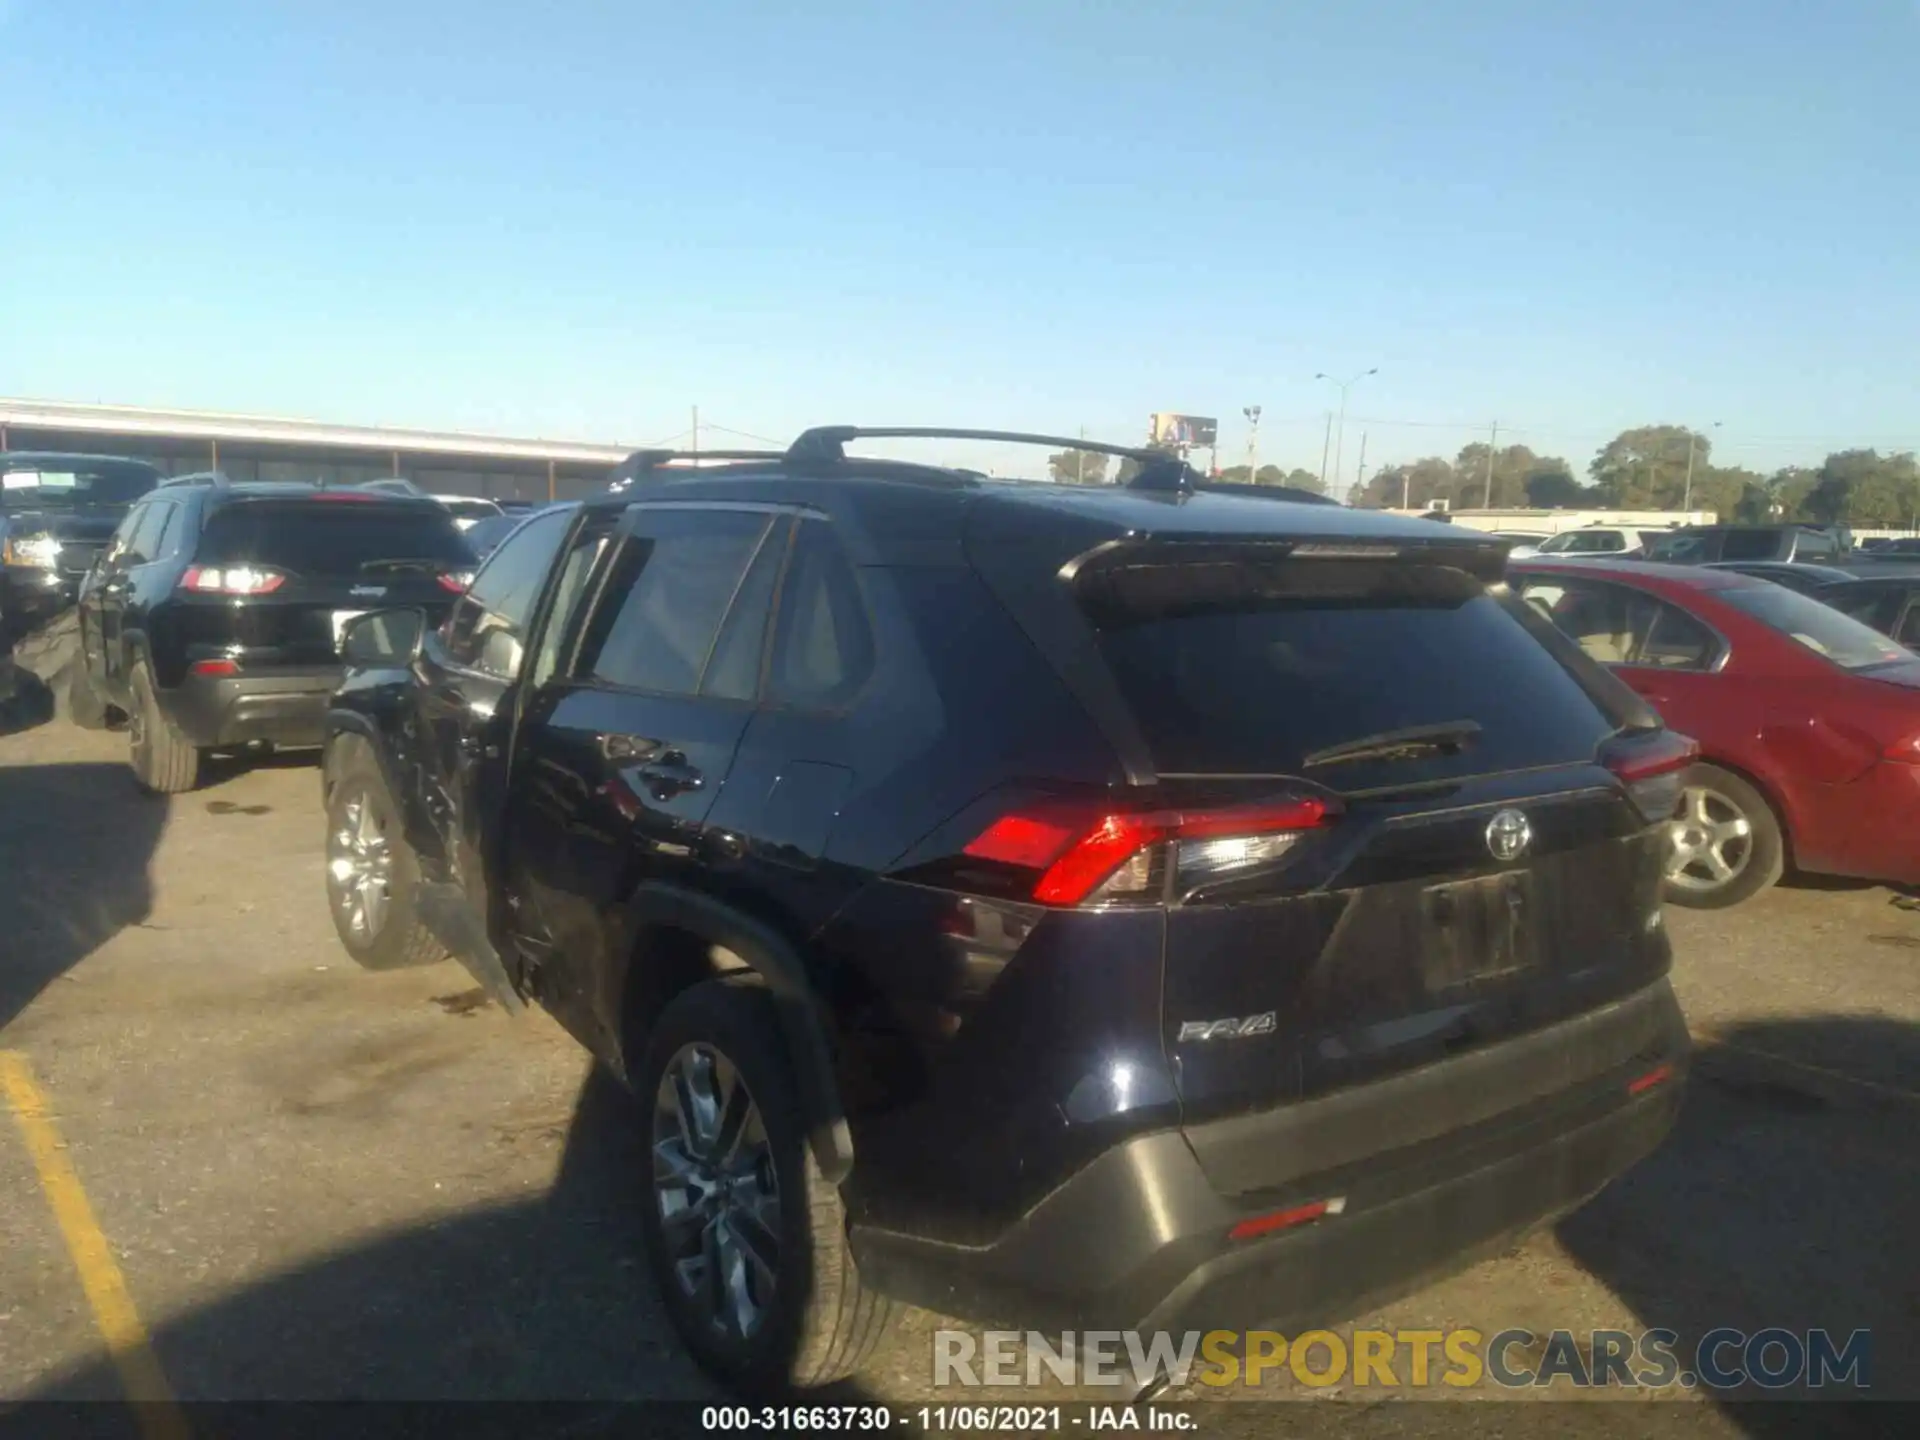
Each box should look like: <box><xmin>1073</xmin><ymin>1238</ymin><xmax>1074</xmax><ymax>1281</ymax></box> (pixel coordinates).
<box><xmin>1315</xmin><ymin>367</ymin><xmax>1379</xmax><ymax>501</ymax></box>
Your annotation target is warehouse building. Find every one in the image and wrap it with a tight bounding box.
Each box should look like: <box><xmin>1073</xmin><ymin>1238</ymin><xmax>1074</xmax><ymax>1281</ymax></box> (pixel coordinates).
<box><xmin>0</xmin><ymin>398</ymin><xmax>633</xmax><ymax>503</ymax></box>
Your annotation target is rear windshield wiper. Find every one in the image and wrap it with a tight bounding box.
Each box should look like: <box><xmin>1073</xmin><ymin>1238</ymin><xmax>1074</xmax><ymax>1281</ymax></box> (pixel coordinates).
<box><xmin>1302</xmin><ymin>720</ymin><xmax>1483</xmax><ymax>770</ymax></box>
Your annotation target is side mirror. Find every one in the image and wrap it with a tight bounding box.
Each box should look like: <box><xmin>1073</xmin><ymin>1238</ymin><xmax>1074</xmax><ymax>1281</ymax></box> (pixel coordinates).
<box><xmin>341</xmin><ymin>607</ymin><xmax>427</xmax><ymax>667</ymax></box>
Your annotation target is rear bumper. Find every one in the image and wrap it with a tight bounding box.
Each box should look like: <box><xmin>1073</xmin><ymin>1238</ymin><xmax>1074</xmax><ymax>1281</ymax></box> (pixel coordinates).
<box><xmin>162</xmin><ymin>668</ymin><xmax>342</xmax><ymax>749</ymax></box>
<box><xmin>850</xmin><ymin>980</ymin><xmax>1688</xmax><ymax>1335</ymax></box>
<box><xmin>1792</xmin><ymin>758</ymin><xmax>1920</xmax><ymax>885</ymax></box>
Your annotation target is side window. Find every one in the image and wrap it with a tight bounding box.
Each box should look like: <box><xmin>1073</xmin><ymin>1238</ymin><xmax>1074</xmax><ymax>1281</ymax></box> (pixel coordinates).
<box><xmin>1596</xmin><ymin>531</ymin><xmax>1625</xmax><ymax>552</ymax></box>
<box><xmin>582</xmin><ymin>509</ymin><xmax>774</xmax><ymax>696</ymax></box>
<box><xmin>1895</xmin><ymin>600</ymin><xmax>1920</xmax><ymax>649</ymax></box>
<box><xmin>701</xmin><ymin>518</ymin><xmax>790</xmax><ymax>701</ymax></box>
<box><xmin>1635</xmin><ymin>603</ymin><xmax>1719</xmax><ymax>670</ymax></box>
<box><xmin>155</xmin><ymin>502</ymin><xmax>189</xmax><ymax>561</ymax></box>
<box><xmin>109</xmin><ymin>503</ymin><xmax>151</xmax><ymax>564</ymax></box>
<box><xmin>126</xmin><ymin>503</ymin><xmax>171</xmax><ymax>565</ymax></box>
<box><xmin>442</xmin><ymin>507</ymin><xmax>572</xmax><ymax>678</ymax></box>
<box><xmin>528</xmin><ymin>518</ymin><xmax>616</xmax><ymax>690</ymax></box>
<box><xmin>765</xmin><ymin>520</ymin><xmax>876</xmax><ymax>710</ymax></box>
<box><xmin>1534</xmin><ymin>580</ymin><xmax>1639</xmax><ymax>664</ymax></box>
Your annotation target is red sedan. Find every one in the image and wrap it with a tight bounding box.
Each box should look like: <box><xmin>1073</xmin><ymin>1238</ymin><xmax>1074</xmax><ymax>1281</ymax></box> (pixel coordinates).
<box><xmin>1509</xmin><ymin>559</ymin><xmax>1920</xmax><ymax>908</ymax></box>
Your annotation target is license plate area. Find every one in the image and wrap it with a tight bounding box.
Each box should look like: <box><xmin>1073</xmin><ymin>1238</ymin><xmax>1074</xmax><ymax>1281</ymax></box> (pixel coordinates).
<box><xmin>331</xmin><ymin>610</ymin><xmax>366</xmax><ymax>652</ymax></box>
<box><xmin>1421</xmin><ymin>871</ymin><xmax>1535</xmax><ymax>988</ymax></box>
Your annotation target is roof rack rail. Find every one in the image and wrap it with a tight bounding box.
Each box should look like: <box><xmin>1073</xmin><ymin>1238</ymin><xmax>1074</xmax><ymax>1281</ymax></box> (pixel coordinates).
<box><xmin>159</xmin><ymin>471</ymin><xmax>229</xmax><ymax>489</ymax></box>
<box><xmin>607</xmin><ymin>448</ymin><xmax>787</xmax><ymax>491</ymax></box>
<box><xmin>782</xmin><ymin>426</ymin><xmax>1200</xmax><ymax>494</ymax></box>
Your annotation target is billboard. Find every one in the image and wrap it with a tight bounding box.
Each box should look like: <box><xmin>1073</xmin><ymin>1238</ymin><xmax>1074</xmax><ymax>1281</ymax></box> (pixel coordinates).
<box><xmin>1149</xmin><ymin>413</ymin><xmax>1218</xmax><ymax>449</ymax></box>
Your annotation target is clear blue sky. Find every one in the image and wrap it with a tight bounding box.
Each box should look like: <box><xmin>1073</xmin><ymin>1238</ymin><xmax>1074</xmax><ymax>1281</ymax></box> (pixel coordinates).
<box><xmin>2</xmin><ymin>0</ymin><xmax>1916</xmax><ymax>488</ymax></box>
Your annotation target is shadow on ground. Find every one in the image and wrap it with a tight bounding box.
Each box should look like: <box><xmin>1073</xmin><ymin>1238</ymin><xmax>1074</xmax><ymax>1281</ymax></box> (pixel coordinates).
<box><xmin>9</xmin><ymin>1070</ymin><xmax>910</xmax><ymax>1436</ymax></box>
<box><xmin>0</xmin><ymin>761</ymin><xmax>167</xmax><ymax>1032</ymax></box>
<box><xmin>1557</xmin><ymin>1014</ymin><xmax>1920</xmax><ymax>1428</ymax></box>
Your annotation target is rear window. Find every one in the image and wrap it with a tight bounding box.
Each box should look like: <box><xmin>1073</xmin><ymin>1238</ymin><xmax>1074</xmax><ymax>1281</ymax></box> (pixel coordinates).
<box><xmin>1646</xmin><ymin>532</ymin><xmax>1715</xmax><ymax>563</ymax></box>
<box><xmin>194</xmin><ymin>500</ymin><xmax>472</xmax><ymax>573</ymax></box>
<box><xmin>1718</xmin><ymin>530</ymin><xmax>1784</xmax><ymax>561</ymax></box>
<box><xmin>1715</xmin><ymin>586</ymin><xmax>1908</xmax><ymax>671</ymax></box>
<box><xmin>1081</xmin><ymin>558</ymin><xmax>1614</xmax><ymax>778</ymax></box>
<box><xmin>1</xmin><ymin>459</ymin><xmax>159</xmax><ymax>508</ymax></box>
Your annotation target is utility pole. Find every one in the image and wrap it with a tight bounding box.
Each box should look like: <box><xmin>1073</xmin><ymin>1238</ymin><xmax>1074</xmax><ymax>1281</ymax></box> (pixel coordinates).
<box><xmin>691</xmin><ymin>405</ymin><xmax>699</xmax><ymax>458</ymax></box>
<box><xmin>1401</xmin><ymin>469</ymin><xmax>1412</xmax><ymax>511</ymax></box>
<box><xmin>1319</xmin><ymin>411</ymin><xmax>1333</xmax><ymax>489</ymax></box>
<box><xmin>1314</xmin><ymin>367</ymin><xmax>1379</xmax><ymax>499</ymax></box>
<box><xmin>1483</xmin><ymin>421</ymin><xmax>1498</xmax><ymax>508</ymax></box>
<box><xmin>1354</xmin><ymin>431</ymin><xmax>1368</xmax><ymax>503</ymax></box>
<box><xmin>1243</xmin><ymin>405</ymin><xmax>1262</xmax><ymax>483</ymax></box>
<box><xmin>1076</xmin><ymin>425</ymin><xmax>1086</xmax><ymax>485</ymax></box>
<box><xmin>1682</xmin><ymin>421</ymin><xmax>1721</xmax><ymax>515</ymax></box>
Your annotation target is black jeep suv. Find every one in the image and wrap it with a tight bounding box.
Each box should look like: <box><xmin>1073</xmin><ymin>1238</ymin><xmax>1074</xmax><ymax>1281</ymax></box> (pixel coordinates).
<box><xmin>3</xmin><ymin>451</ymin><xmax>162</xmax><ymax>629</ymax></box>
<box><xmin>319</xmin><ymin>427</ymin><xmax>1692</xmax><ymax>1396</ymax></box>
<box><xmin>72</xmin><ymin>476</ymin><xmax>474</xmax><ymax>792</ymax></box>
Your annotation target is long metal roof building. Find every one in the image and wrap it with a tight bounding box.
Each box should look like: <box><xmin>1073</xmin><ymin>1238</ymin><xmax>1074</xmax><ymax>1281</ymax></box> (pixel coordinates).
<box><xmin>0</xmin><ymin>397</ymin><xmax>634</xmax><ymax>502</ymax></box>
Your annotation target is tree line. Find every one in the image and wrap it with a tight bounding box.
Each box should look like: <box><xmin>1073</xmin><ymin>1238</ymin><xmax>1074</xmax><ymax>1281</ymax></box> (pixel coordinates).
<box><xmin>1350</xmin><ymin>424</ymin><xmax>1920</xmax><ymax>527</ymax></box>
<box><xmin>1046</xmin><ymin>447</ymin><xmax>1326</xmax><ymax>494</ymax></box>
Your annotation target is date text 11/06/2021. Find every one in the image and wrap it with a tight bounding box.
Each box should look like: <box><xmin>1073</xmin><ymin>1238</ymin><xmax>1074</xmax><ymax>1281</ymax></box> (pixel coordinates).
<box><xmin>700</xmin><ymin>1407</ymin><xmax>1195</xmax><ymax>1432</ymax></box>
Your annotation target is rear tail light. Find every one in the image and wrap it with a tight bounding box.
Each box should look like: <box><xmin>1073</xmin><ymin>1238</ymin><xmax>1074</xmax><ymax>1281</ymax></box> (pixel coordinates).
<box><xmin>964</xmin><ymin>795</ymin><xmax>1337</xmax><ymax>907</ymax></box>
<box><xmin>437</xmin><ymin>571</ymin><xmax>475</xmax><ymax>593</ymax></box>
<box><xmin>190</xmin><ymin>658</ymin><xmax>239</xmax><ymax>677</ymax></box>
<box><xmin>182</xmin><ymin>565</ymin><xmax>286</xmax><ymax>596</ymax></box>
<box><xmin>1883</xmin><ymin>734</ymin><xmax>1920</xmax><ymax>766</ymax></box>
<box><xmin>1603</xmin><ymin>730</ymin><xmax>1698</xmax><ymax>822</ymax></box>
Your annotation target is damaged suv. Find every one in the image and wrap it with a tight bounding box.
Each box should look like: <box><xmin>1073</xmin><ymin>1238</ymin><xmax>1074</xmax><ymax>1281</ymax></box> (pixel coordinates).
<box><xmin>320</xmin><ymin>427</ymin><xmax>1691</xmax><ymax>1396</ymax></box>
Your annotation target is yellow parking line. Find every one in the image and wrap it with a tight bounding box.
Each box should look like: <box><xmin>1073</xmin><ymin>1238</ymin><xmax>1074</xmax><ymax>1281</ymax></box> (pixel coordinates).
<box><xmin>0</xmin><ymin>1051</ymin><xmax>191</xmax><ymax>1440</ymax></box>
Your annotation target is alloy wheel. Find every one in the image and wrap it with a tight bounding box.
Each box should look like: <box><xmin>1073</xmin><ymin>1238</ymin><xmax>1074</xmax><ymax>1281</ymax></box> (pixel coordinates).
<box><xmin>1666</xmin><ymin>785</ymin><xmax>1754</xmax><ymax>894</ymax></box>
<box><xmin>652</xmin><ymin>1042</ymin><xmax>782</xmax><ymax>1342</ymax></box>
<box><xmin>326</xmin><ymin>787</ymin><xmax>394</xmax><ymax>941</ymax></box>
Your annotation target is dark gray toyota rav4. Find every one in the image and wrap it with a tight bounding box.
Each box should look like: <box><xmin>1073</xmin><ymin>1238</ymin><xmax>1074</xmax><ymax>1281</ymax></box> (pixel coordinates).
<box><xmin>319</xmin><ymin>427</ymin><xmax>1692</xmax><ymax>1397</ymax></box>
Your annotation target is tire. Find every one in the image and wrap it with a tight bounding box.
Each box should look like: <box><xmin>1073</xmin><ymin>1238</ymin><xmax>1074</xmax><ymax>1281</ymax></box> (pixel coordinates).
<box><xmin>323</xmin><ymin>742</ymin><xmax>448</xmax><ymax>970</ymax></box>
<box><xmin>637</xmin><ymin>980</ymin><xmax>891</xmax><ymax>1397</ymax></box>
<box><xmin>66</xmin><ymin>660</ymin><xmax>111</xmax><ymax>730</ymax></box>
<box><xmin>127</xmin><ymin>660</ymin><xmax>202</xmax><ymax>794</ymax></box>
<box><xmin>1663</xmin><ymin>762</ymin><xmax>1784</xmax><ymax>910</ymax></box>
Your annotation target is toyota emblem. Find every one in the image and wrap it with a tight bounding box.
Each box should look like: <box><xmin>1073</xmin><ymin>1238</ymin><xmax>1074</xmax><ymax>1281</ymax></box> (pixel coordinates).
<box><xmin>1485</xmin><ymin>808</ymin><xmax>1533</xmax><ymax>862</ymax></box>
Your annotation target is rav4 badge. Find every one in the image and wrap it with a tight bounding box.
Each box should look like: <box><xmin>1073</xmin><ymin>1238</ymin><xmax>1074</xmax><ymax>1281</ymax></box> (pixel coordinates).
<box><xmin>1177</xmin><ymin>1012</ymin><xmax>1278</xmax><ymax>1043</ymax></box>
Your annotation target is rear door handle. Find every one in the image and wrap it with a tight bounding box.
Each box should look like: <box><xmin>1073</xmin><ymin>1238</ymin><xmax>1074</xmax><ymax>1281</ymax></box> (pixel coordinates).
<box><xmin>635</xmin><ymin>754</ymin><xmax>704</xmax><ymax>799</ymax></box>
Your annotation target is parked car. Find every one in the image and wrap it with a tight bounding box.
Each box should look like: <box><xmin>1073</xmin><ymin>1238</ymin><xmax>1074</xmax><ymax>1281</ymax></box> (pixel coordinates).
<box><xmin>433</xmin><ymin>495</ymin><xmax>504</xmax><ymax>531</ymax></box>
<box><xmin>1816</xmin><ymin>576</ymin><xmax>1920</xmax><ymax>647</ymax></box>
<box><xmin>70</xmin><ymin>477</ymin><xmax>474</xmax><ymax>793</ymax></box>
<box><xmin>462</xmin><ymin>502</ymin><xmax>573</xmax><ymax>563</ymax></box>
<box><xmin>2</xmin><ymin>452</ymin><xmax>162</xmax><ymax>629</ymax></box>
<box><xmin>1530</xmin><ymin>525</ymin><xmax>1668</xmax><ymax>560</ymax></box>
<box><xmin>1702</xmin><ymin>560</ymin><xmax>1856</xmax><ymax>596</ymax></box>
<box><xmin>1643</xmin><ymin>523</ymin><xmax>1847</xmax><ymax>566</ymax></box>
<box><xmin>1511</xmin><ymin>559</ymin><xmax>1920</xmax><ymax>908</ymax></box>
<box><xmin>321</xmin><ymin>426</ymin><xmax>1689</xmax><ymax>1397</ymax></box>
<box><xmin>1485</xmin><ymin>529</ymin><xmax>1548</xmax><ymax>559</ymax></box>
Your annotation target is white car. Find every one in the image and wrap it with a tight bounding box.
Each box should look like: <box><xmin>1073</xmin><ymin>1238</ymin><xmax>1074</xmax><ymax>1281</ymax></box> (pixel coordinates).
<box><xmin>1486</xmin><ymin>530</ymin><xmax>1549</xmax><ymax>559</ymax></box>
<box><xmin>1531</xmin><ymin>526</ymin><xmax>1668</xmax><ymax>560</ymax></box>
